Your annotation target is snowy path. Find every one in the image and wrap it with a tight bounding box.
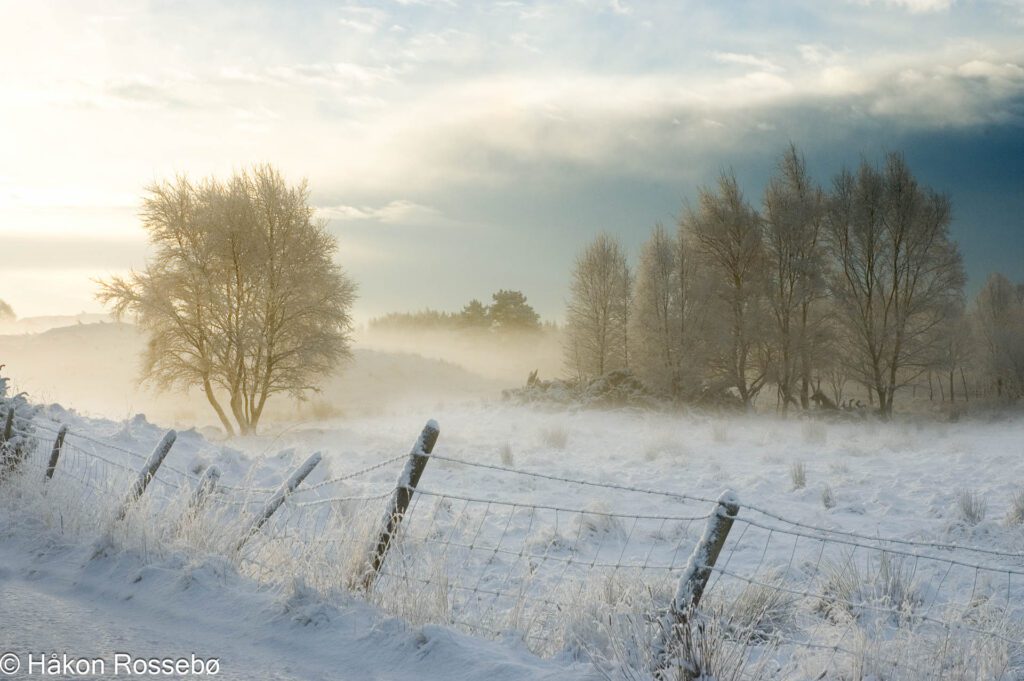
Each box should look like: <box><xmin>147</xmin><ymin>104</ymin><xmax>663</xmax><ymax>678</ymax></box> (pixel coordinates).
<box><xmin>0</xmin><ymin>534</ymin><xmax>595</xmax><ymax>680</ymax></box>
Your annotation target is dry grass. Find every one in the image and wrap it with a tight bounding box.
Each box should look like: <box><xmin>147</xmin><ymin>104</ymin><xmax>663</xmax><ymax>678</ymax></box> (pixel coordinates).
<box><xmin>956</xmin><ymin>488</ymin><xmax>988</xmax><ymax>526</ymax></box>
<box><xmin>818</xmin><ymin>551</ymin><xmax>920</xmax><ymax>625</ymax></box>
<box><xmin>801</xmin><ymin>420</ymin><xmax>828</xmax><ymax>446</ymax></box>
<box><xmin>539</xmin><ymin>424</ymin><xmax>570</xmax><ymax>450</ymax></box>
<box><xmin>821</xmin><ymin>483</ymin><xmax>836</xmax><ymax>510</ymax></box>
<box><xmin>499</xmin><ymin>441</ymin><xmax>515</xmax><ymax>467</ymax></box>
<box><xmin>1007</xmin><ymin>489</ymin><xmax>1024</xmax><ymax>526</ymax></box>
<box><xmin>715</xmin><ymin>572</ymin><xmax>796</xmax><ymax>642</ymax></box>
<box><xmin>711</xmin><ymin>421</ymin><xmax>730</xmax><ymax>443</ymax></box>
<box><xmin>789</xmin><ymin>462</ymin><xmax>807</xmax><ymax>490</ymax></box>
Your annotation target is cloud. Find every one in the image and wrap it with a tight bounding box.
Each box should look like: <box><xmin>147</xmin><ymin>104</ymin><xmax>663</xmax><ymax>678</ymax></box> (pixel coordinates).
<box><xmin>712</xmin><ymin>52</ymin><xmax>783</xmax><ymax>72</ymax></box>
<box><xmin>318</xmin><ymin>200</ymin><xmax>444</xmax><ymax>225</ymax></box>
<box><xmin>265</xmin><ymin>62</ymin><xmax>398</xmax><ymax>89</ymax></box>
<box><xmin>852</xmin><ymin>0</ymin><xmax>955</xmax><ymax>12</ymax></box>
<box><xmin>338</xmin><ymin>6</ymin><xmax>389</xmax><ymax>34</ymax></box>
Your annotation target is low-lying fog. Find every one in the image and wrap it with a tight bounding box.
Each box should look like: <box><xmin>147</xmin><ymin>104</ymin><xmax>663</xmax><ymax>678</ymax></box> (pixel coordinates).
<box><xmin>0</xmin><ymin>319</ymin><xmax>562</xmax><ymax>430</ymax></box>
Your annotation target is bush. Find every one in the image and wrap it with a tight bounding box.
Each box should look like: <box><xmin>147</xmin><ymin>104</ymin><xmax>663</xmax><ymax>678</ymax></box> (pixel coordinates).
<box><xmin>504</xmin><ymin>370</ymin><xmax>663</xmax><ymax>410</ymax></box>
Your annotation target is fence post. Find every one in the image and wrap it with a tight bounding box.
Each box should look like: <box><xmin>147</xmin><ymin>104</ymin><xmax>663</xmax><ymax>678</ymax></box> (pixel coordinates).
<box><xmin>652</xmin><ymin>490</ymin><xmax>740</xmax><ymax>680</ymax></box>
<box><xmin>0</xmin><ymin>406</ymin><xmax>13</xmax><ymax>471</ymax></box>
<box><xmin>2</xmin><ymin>406</ymin><xmax>12</xmax><ymax>442</ymax></box>
<box><xmin>116</xmin><ymin>430</ymin><xmax>177</xmax><ymax>521</ymax></box>
<box><xmin>363</xmin><ymin>419</ymin><xmax>440</xmax><ymax>590</ymax></box>
<box><xmin>235</xmin><ymin>452</ymin><xmax>321</xmax><ymax>553</ymax></box>
<box><xmin>44</xmin><ymin>425</ymin><xmax>68</xmax><ymax>481</ymax></box>
<box><xmin>188</xmin><ymin>465</ymin><xmax>221</xmax><ymax>513</ymax></box>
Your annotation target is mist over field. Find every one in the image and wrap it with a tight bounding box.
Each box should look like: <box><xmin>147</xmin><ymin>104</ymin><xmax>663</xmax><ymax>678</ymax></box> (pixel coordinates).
<box><xmin>3</xmin><ymin>1</ymin><xmax>1024</xmax><ymax>679</ymax></box>
<box><xmin>0</xmin><ymin>319</ymin><xmax>526</xmax><ymax>428</ymax></box>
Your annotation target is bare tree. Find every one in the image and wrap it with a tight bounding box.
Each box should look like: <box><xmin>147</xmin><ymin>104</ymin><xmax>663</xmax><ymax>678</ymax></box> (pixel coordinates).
<box><xmin>98</xmin><ymin>165</ymin><xmax>357</xmax><ymax>435</ymax></box>
<box><xmin>565</xmin><ymin>233</ymin><xmax>631</xmax><ymax>380</ymax></box>
<box><xmin>632</xmin><ymin>223</ymin><xmax>679</xmax><ymax>394</ymax></box>
<box><xmin>931</xmin><ymin>301</ymin><xmax>973</xmax><ymax>403</ymax></box>
<box><xmin>824</xmin><ymin>153</ymin><xmax>964</xmax><ymax>418</ymax></box>
<box><xmin>972</xmin><ymin>272</ymin><xmax>1024</xmax><ymax>400</ymax></box>
<box><xmin>684</xmin><ymin>172</ymin><xmax>770</xmax><ymax>407</ymax></box>
<box><xmin>762</xmin><ymin>145</ymin><xmax>829</xmax><ymax>413</ymax></box>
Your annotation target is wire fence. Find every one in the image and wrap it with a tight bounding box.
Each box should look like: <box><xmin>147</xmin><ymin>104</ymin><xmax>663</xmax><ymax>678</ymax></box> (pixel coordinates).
<box><xmin>2</xmin><ymin>407</ymin><xmax>1023</xmax><ymax>680</ymax></box>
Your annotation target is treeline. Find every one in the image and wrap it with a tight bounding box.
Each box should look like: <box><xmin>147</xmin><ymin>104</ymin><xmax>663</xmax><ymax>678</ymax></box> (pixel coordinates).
<box><xmin>370</xmin><ymin>290</ymin><xmax>548</xmax><ymax>333</ymax></box>
<box><xmin>565</xmin><ymin>145</ymin><xmax>1023</xmax><ymax>417</ymax></box>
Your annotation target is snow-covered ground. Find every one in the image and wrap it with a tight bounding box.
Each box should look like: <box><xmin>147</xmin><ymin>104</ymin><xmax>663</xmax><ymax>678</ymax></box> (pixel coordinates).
<box><xmin>4</xmin><ymin>400</ymin><xmax>1024</xmax><ymax>678</ymax></box>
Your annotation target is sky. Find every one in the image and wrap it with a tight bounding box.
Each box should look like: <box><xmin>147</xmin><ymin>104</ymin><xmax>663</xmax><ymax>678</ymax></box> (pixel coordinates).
<box><xmin>1</xmin><ymin>0</ymin><xmax>1022</xmax><ymax>323</ymax></box>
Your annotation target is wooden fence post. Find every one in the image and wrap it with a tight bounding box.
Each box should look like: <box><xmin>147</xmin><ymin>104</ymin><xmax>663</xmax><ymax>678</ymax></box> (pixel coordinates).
<box><xmin>44</xmin><ymin>425</ymin><xmax>68</xmax><ymax>481</ymax></box>
<box><xmin>235</xmin><ymin>452</ymin><xmax>321</xmax><ymax>553</ymax></box>
<box><xmin>363</xmin><ymin>419</ymin><xmax>440</xmax><ymax>590</ymax></box>
<box><xmin>2</xmin><ymin>406</ymin><xmax>12</xmax><ymax>442</ymax></box>
<box><xmin>116</xmin><ymin>430</ymin><xmax>176</xmax><ymax>520</ymax></box>
<box><xmin>188</xmin><ymin>465</ymin><xmax>221</xmax><ymax>513</ymax></box>
<box><xmin>652</xmin><ymin>490</ymin><xmax>740</xmax><ymax>680</ymax></box>
<box><xmin>0</xmin><ymin>406</ymin><xmax>27</xmax><ymax>478</ymax></box>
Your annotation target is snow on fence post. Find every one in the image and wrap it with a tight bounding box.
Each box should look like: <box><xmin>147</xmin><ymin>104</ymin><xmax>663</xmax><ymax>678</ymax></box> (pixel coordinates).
<box><xmin>188</xmin><ymin>465</ymin><xmax>221</xmax><ymax>513</ymax></box>
<box><xmin>362</xmin><ymin>419</ymin><xmax>440</xmax><ymax>590</ymax></box>
<box><xmin>44</xmin><ymin>425</ymin><xmax>68</xmax><ymax>481</ymax></box>
<box><xmin>0</xmin><ymin>406</ymin><xmax>21</xmax><ymax>478</ymax></box>
<box><xmin>1</xmin><ymin>406</ymin><xmax>12</xmax><ymax>442</ymax></box>
<box><xmin>0</xmin><ymin>406</ymin><xmax>13</xmax><ymax>470</ymax></box>
<box><xmin>652</xmin><ymin>490</ymin><xmax>740</xmax><ymax>679</ymax></box>
<box><xmin>115</xmin><ymin>430</ymin><xmax>177</xmax><ymax>521</ymax></box>
<box><xmin>234</xmin><ymin>452</ymin><xmax>321</xmax><ymax>553</ymax></box>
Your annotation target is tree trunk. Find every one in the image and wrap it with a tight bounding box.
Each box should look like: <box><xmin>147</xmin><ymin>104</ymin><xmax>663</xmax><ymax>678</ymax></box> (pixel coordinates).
<box><xmin>798</xmin><ymin>303</ymin><xmax>811</xmax><ymax>410</ymax></box>
<box><xmin>203</xmin><ymin>378</ymin><xmax>236</xmax><ymax>437</ymax></box>
<box><xmin>229</xmin><ymin>391</ymin><xmax>252</xmax><ymax>435</ymax></box>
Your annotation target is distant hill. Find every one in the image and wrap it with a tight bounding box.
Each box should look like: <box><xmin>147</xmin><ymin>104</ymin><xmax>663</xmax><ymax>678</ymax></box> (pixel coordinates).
<box><xmin>0</xmin><ymin>313</ymin><xmax>112</xmax><ymax>335</ymax></box>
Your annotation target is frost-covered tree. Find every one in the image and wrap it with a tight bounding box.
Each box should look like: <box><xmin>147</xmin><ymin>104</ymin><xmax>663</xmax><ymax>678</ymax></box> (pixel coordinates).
<box><xmin>762</xmin><ymin>145</ymin><xmax>828</xmax><ymax>412</ymax></box>
<box><xmin>565</xmin><ymin>233</ymin><xmax>631</xmax><ymax>380</ymax></box>
<box><xmin>684</xmin><ymin>172</ymin><xmax>771</xmax><ymax>407</ymax></box>
<box><xmin>632</xmin><ymin>224</ymin><xmax>679</xmax><ymax>394</ymax></box>
<box><xmin>98</xmin><ymin>165</ymin><xmax>357</xmax><ymax>435</ymax></box>
<box><xmin>825</xmin><ymin>153</ymin><xmax>964</xmax><ymax>418</ymax></box>
<box><xmin>933</xmin><ymin>301</ymin><xmax>973</xmax><ymax>403</ymax></box>
<box><xmin>972</xmin><ymin>272</ymin><xmax>1024</xmax><ymax>400</ymax></box>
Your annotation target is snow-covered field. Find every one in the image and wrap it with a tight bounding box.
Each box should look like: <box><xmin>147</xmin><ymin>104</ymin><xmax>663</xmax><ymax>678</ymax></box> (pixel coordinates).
<box><xmin>4</xmin><ymin>400</ymin><xmax>1024</xmax><ymax>679</ymax></box>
